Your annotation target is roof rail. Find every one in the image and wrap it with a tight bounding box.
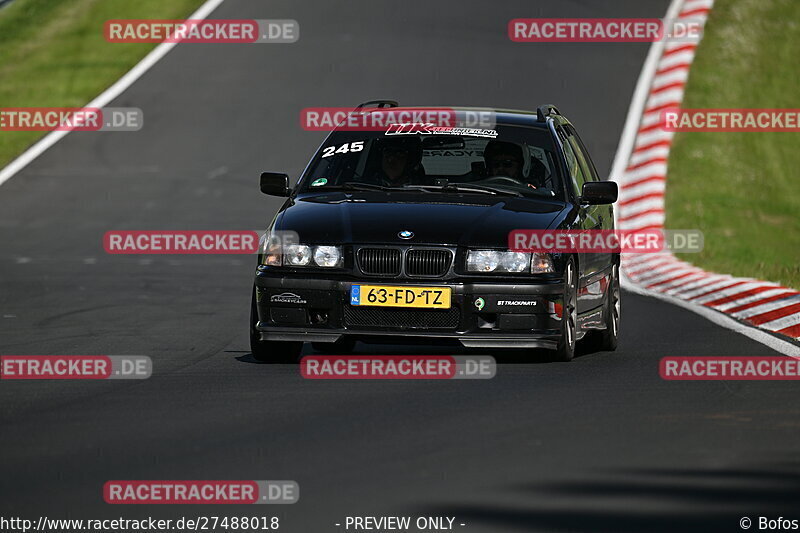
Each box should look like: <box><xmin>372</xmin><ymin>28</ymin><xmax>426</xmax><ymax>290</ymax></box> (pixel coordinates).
<box><xmin>356</xmin><ymin>100</ymin><xmax>399</xmax><ymax>109</ymax></box>
<box><xmin>536</xmin><ymin>104</ymin><xmax>560</xmax><ymax>122</ymax></box>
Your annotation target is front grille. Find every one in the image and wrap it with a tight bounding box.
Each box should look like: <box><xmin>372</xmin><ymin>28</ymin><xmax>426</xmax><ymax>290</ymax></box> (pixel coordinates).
<box><xmin>343</xmin><ymin>305</ymin><xmax>460</xmax><ymax>330</ymax></box>
<box><xmin>358</xmin><ymin>248</ymin><xmax>401</xmax><ymax>275</ymax></box>
<box><xmin>406</xmin><ymin>249</ymin><xmax>452</xmax><ymax>277</ymax></box>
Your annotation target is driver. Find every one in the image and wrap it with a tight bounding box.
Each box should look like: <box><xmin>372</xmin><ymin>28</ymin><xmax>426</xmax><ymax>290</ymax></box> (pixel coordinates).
<box><xmin>483</xmin><ymin>140</ymin><xmax>544</xmax><ymax>189</ymax></box>
<box><xmin>484</xmin><ymin>140</ymin><xmax>524</xmax><ymax>181</ymax></box>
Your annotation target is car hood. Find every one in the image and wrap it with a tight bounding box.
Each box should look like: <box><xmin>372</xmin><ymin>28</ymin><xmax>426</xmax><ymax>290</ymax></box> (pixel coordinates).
<box><xmin>274</xmin><ymin>192</ymin><xmax>570</xmax><ymax>248</ymax></box>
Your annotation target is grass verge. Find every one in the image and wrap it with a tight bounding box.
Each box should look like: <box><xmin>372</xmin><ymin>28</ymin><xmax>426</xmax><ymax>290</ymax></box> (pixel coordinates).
<box><xmin>666</xmin><ymin>0</ymin><xmax>800</xmax><ymax>289</ymax></box>
<box><xmin>0</xmin><ymin>0</ymin><xmax>204</xmax><ymax>168</ymax></box>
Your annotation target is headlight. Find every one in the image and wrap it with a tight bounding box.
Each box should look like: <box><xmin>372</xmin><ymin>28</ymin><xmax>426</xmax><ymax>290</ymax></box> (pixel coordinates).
<box><xmin>501</xmin><ymin>252</ymin><xmax>530</xmax><ymax>273</ymax></box>
<box><xmin>531</xmin><ymin>252</ymin><xmax>555</xmax><ymax>273</ymax></box>
<box><xmin>262</xmin><ymin>241</ymin><xmax>343</xmax><ymax>268</ymax></box>
<box><xmin>313</xmin><ymin>245</ymin><xmax>342</xmax><ymax>267</ymax></box>
<box><xmin>285</xmin><ymin>244</ymin><xmax>312</xmax><ymax>266</ymax></box>
<box><xmin>467</xmin><ymin>250</ymin><xmax>533</xmax><ymax>273</ymax></box>
<box><xmin>467</xmin><ymin>250</ymin><xmax>501</xmax><ymax>272</ymax></box>
<box><xmin>260</xmin><ymin>233</ymin><xmax>282</xmax><ymax>266</ymax></box>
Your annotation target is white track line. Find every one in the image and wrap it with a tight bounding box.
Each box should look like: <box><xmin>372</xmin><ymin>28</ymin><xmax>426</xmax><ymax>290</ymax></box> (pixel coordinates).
<box><xmin>0</xmin><ymin>0</ymin><xmax>226</xmax><ymax>188</ymax></box>
<box><xmin>609</xmin><ymin>0</ymin><xmax>680</xmax><ymax>186</ymax></box>
<box><xmin>622</xmin><ymin>274</ymin><xmax>800</xmax><ymax>358</ymax></box>
<box><xmin>612</xmin><ymin>0</ymin><xmax>800</xmax><ymax>355</ymax></box>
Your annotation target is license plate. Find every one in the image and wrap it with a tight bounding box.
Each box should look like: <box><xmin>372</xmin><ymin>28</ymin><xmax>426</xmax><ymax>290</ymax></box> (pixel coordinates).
<box><xmin>350</xmin><ymin>285</ymin><xmax>451</xmax><ymax>309</ymax></box>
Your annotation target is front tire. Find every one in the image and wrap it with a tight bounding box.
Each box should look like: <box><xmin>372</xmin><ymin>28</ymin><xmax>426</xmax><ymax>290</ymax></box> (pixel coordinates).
<box><xmin>597</xmin><ymin>264</ymin><xmax>620</xmax><ymax>351</ymax></box>
<box><xmin>552</xmin><ymin>259</ymin><xmax>577</xmax><ymax>362</ymax></box>
<box><xmin>584</xmin><ymin>263</ymin><xmax>620</xmax><ymax>353</ymax></box>
<box><xmin>250</xmin><ymin>288</ymin><xmax>303</xmax><ymax>363</ymax></box>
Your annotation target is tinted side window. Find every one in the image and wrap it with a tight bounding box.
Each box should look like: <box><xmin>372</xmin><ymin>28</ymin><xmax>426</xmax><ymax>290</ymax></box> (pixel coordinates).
<box><xmin>566</xmin><ymin>125</ymin><xmax>599</xmax><ymax>182</ymax></box>
<box><xmin>557</xmin><ymin>126</ymin><xmax>587</xmax><ymax>198</ymax></box>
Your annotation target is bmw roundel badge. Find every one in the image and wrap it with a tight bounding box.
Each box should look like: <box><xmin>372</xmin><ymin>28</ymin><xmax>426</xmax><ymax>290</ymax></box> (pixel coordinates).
<box><xmin>398</xmin><ymin>230</ymin><xmax>414</xmax><ymax>239</ymax></box>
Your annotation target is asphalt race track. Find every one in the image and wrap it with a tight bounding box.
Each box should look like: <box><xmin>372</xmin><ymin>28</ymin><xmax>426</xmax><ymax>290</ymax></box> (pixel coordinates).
<box><xmin>1</xmin><ymin>1</ymin><xmax>799</xmax><ymax>531</ymax></box>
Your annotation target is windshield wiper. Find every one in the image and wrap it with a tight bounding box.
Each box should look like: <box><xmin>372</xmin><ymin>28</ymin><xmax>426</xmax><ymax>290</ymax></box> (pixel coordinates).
<box><xmin>403</xmin><ymin>184</ymin><xmax>523</xmax><ymax>197</ymax></box>
<box><xmin>317</xmin><ymin>183</ymin><xmax>393</xmax><ymax>192</ymax></box>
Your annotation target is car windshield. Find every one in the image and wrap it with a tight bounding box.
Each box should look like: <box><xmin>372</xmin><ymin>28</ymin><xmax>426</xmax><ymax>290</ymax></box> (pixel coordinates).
<box><xmin>298</xmin><ymin>123</ymin><xmax>564</xmax><ymax>200</ymax></box>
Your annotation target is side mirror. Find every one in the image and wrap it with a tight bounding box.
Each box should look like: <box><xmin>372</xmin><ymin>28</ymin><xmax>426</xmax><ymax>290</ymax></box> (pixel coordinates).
<box><xmin>260</xmin><ymin>172</ymin><xmax>290</xmax><ymax>197</ymax></box>
<box><xmin>580</xmin><ymin>181</ymin><xmax>618</xmax><ymax>205</ymax></box>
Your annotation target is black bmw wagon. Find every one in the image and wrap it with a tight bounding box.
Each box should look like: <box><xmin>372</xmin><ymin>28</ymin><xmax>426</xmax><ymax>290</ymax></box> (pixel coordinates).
<box><xmin>251</xmin><ymin>102</ymin><xmax>619</xmax><ymax>362</ymax></box>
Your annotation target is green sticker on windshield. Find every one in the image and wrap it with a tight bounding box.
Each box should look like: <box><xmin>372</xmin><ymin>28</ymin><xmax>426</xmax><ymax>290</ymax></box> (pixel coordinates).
<box><xmin>311</xmin><ymin>178</ymin><xmax>328</xmax><ymax>187</ymax></box>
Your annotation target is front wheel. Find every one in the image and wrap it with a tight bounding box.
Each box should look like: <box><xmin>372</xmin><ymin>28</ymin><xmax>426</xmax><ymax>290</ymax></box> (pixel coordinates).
<box><xmin>250</xmin><ymin>288</ymin><xmax>303</xmax><ymax>363</ymax></box>
<box><xmin>588</xmin><ymin>264</ymin><xmax>620</xmax><ymax>352</ymax></box>
<box><xmin>552</xmin><ymin>259</ymin><xmax>577</xmax><ymax>362</ymax></box>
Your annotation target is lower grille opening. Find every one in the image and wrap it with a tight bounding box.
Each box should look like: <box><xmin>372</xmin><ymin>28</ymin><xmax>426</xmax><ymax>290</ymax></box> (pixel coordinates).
<box><xmin>343</xmin><ymin>305</ymin><xmax>460</xmax><ymax>330</ymax></box>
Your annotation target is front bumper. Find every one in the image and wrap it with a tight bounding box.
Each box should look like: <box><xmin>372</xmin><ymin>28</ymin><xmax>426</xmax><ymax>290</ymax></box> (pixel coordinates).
<box><xmin>254</xmin><ymin>272</ymin><xmax>565</xmax><ymax>349</ymax></box>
